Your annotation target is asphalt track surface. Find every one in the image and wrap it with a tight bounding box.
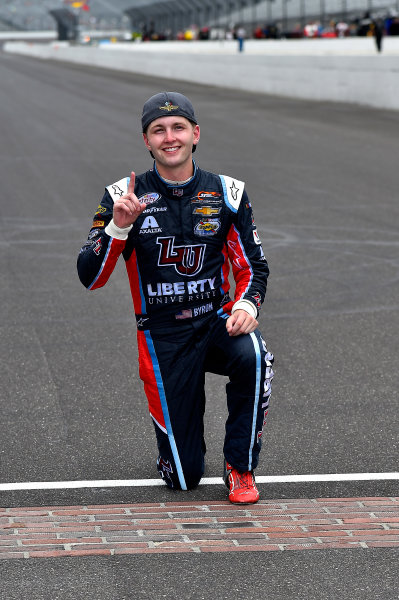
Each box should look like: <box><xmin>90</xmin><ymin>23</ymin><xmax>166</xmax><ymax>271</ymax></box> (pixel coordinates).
<box><xmin>0</xmin><ymin>51</ymin><xmax>398</xmax><ymax>598</ymax></box>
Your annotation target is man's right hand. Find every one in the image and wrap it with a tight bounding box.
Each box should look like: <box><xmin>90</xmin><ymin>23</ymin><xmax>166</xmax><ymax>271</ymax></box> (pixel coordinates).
<box><xmin>113</xmin><ymin>171</ymin><xmax>146</xmax><ymax>228</ymax></box>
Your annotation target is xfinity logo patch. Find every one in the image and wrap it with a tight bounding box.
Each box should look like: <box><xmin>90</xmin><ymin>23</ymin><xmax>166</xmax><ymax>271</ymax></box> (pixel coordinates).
<box><xmin>138</xmin><ymin>192</ymin><xmax>160</xmax><ymax>205</ymax></box>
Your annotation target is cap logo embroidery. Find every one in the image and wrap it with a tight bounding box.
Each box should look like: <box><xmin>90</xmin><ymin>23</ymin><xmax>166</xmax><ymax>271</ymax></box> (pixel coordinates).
<box><xmin>159</xmin><ymin>101</ymin><xmax>179</xmax><ymax>112</ymax></box>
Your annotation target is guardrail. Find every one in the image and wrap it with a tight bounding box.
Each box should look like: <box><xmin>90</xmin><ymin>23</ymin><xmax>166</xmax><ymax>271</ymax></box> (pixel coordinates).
<box><xmin>4</xmin><ymin>38</ymin><xmax>399</xmax><ymax>111</ymax></box>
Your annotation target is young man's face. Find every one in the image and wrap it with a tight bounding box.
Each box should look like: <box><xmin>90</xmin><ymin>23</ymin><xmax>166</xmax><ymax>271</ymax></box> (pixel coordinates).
<box><xmin>143</xmin><ymin>116</ymin><xmax>200</xmax><ymax>176</ymax></box>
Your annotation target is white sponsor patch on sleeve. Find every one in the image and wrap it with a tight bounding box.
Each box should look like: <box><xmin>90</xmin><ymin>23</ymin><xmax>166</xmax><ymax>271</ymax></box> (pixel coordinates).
<box><xmin>253</xmin><ymin>229</ymin><xmax>262</xmax><ymax>245</ymax></box>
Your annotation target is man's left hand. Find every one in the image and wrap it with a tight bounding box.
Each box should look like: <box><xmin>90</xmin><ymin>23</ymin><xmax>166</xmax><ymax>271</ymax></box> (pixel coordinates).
<box><xmin>226</xmin><ymin>309</ymin><xmax>258</xmax><ymax>336</ymax></box>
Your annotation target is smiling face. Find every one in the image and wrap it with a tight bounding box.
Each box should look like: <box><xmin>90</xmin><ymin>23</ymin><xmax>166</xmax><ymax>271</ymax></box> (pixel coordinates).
<box><xmin>143</xmin><ymin>116</ymin><xmax>200</xmax><ymax>181</ymax></box>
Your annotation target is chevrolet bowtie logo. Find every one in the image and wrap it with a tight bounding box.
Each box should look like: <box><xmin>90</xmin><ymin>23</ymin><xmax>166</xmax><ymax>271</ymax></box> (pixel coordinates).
<box><xmin>159</xmin><ymin>101</ymin><xmax>179</xmax><ymax>112</ymax></box>
<box><xmin>194</xmin><ymin>206</ymin><xmax>220</xmax><ymax>216</ymax></box>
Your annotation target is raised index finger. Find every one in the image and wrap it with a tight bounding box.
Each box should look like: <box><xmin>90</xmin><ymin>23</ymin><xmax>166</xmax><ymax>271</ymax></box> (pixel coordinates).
<box><xmin>127</xmin><ymin>171</ymin><xmax>136</xmax><ymax>194</ymax></box>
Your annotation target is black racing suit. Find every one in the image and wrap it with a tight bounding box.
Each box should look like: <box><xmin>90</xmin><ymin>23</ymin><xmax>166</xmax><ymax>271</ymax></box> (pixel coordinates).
<box><xmin>77</xmin><ymin>162</ymin><xmax>274</xmax><ymax>490</ymax></box>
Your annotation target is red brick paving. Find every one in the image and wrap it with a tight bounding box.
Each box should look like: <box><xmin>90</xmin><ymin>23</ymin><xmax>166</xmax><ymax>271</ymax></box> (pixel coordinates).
<box><xmin>0</xmin><ymin>497</ymin><xmax>398</xmax><ymax>559</ymax></box>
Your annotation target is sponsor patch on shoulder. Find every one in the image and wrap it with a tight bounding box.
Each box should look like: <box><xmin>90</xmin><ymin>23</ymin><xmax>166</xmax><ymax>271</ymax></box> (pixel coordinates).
<box><xmin>92</xmin><ymin>220</ymin><xmax>105</xmax><ymax>228</ymax></box>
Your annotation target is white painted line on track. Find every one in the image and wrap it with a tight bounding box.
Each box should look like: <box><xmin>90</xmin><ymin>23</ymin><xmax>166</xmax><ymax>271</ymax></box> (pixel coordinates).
<box><xmin>0</xmin><ymin>473</ymin><xmax>398</xmax><ymax>492</ymax></box>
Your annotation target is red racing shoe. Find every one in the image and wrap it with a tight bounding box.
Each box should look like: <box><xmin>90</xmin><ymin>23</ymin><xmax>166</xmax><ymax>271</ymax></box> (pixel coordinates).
<box><xmin>224</xmin><ymin>461</ymin><xmax>260</xmax><ymax>504</ymax></box>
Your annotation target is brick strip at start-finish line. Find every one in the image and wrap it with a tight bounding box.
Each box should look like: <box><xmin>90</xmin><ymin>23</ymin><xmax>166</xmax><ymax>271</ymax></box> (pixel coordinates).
<box><xmin>1</xmin><ymin>497</ymin><xmax>398</xmax><ymax>559</ymax></box>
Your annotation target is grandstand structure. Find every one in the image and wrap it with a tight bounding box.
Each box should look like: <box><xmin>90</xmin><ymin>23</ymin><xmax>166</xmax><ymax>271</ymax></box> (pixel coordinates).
<box><xmin>0</xmin><ymin>0</ymin><xmax>397</xmax><ymax>35</ymax></box>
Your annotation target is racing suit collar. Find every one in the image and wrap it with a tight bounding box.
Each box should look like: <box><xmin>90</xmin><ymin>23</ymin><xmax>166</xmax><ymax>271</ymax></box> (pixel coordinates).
<box><xmin>153</xmin><ymin>159</ymin><xmax>198</xmax><ymax>189</ymax></box>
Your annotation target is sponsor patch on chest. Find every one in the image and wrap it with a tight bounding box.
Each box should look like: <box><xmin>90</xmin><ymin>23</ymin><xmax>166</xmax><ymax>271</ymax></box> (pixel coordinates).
<box><xmin>138</xmin><ymin>192</ymin><xmax>160</xmax><ymax>205</ymax></box>
<box><xmin>139</xmin><ymin>216</ymin><xmax>162</xmax><ymax>234</ymax></box>
<box><xmin>194</xmin><ymin>219</ymin><xmax>221</xmax><ymax>236</ymax></box>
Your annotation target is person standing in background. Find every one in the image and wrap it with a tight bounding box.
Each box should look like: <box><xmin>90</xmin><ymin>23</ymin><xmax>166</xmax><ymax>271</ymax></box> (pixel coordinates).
<box><xmin>373</xmin><ymin>18</ymin><xmax>384</xmax><ymax>52</ymax></box>
<box><xmin>236</xmin><ymin>25</ymin><xmax>246</xmax><ymax>52</ymax></box>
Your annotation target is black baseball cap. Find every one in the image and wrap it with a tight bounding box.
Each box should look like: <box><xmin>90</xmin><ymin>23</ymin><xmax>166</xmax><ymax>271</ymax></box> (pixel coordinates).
<box><xmin>142</xmin><ymin>92</ymin><xmax>198</xmax><ymax>132</ymax></box>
